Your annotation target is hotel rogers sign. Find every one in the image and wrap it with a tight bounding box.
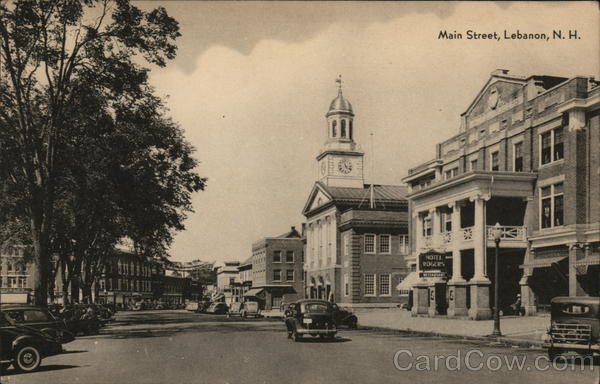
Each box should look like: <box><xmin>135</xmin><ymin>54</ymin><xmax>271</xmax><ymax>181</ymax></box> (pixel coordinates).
<box><xmin>418</xmin><ymin>251</ymin><xmax>447</xmax><ymax>278</ymax></box>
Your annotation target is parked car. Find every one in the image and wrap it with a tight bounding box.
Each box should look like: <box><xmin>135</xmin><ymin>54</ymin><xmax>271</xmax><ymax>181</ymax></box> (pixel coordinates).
<box><xmin>0</xmin><ymin>304</ymin><xmax>75</xmax><ymax>344</ymax></box>
<box><xmin>226</xmin><ymin>302</ymin><xmax>243</xmax><ymax>318</ymax></box>
<box><xmin>54</xmin><ymin>305</ymin><xmax>101</xmax><ymax>336</ymax></box>
<box><xmin>284</xmin><ymin>299</ymin><xmax>337</xmax><ymax>341</ymax></box>
<box><xmin>240</xmin><ymin>301</ymin><xmax>261</xmax><ymax>319</ymax></box>
<box><xmin>331</xmin><ymin>304</ymin><xmax>358</xmax><ymax>329</ymax></box>
<box><xmin>544</xmin><ymin>296</ymin><xmax>600</xmax><ymax>360</ymax></box>
<box><xmin>0</xmin><ymin>311</ymin><xmax>65</xmax><ymax>372</ymax></box>
<box><xmin>206</xmin><ymin>302</ymin><xmax>228</xmax><ymax>315</ymax></box>
<box><xmin>196</xmin><ymin>301</ymin><xmax>211</xmax><ymax>313</ymax></box>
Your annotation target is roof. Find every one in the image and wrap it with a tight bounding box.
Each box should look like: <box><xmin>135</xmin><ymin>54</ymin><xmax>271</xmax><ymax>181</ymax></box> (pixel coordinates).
<box><xmin>276</xmin><ymin>226</ymin><xmax>302</xmax><ymax>239</ymax></box>
<box><xmin>325</xmin><ymin>183</ymin><xmax>408</xmax><ymax>202</ymax></box>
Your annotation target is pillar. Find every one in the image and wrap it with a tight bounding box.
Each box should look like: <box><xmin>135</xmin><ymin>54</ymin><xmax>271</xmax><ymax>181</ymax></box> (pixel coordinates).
<box><xmin>430</xmin><ymin>208</ymin><xmax>440</xmax><ymax>248</ymax></box>
<box><xmin>519</xmin><ymin>273</ymin><xmax>536</xmax><ymax>316</ymax></box>
<box><xmin>415</xmin><ymin>212</ymin><xmax>423</xmax><ymax>252</ymax></box>
<box><xmin>447</xmin><ymin>201</ymin><xmax>467</xmax><ymax>317</ymax></box>
<box><xmin>412</xmin><ymin>282</ymin><xmax>429</xmax><ymax>316</ymax></box>
<box><xmin>468</xmin><ymin>195</ymin><xmax>491</xmax><ymax>320</ymax></box>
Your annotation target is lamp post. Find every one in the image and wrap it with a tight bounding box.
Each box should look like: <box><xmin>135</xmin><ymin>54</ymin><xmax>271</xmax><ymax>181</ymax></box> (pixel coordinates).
<box><xmin>491</xmin><ymin>222</ymin><xmax>502</xmax><ymax>337</ymax></box>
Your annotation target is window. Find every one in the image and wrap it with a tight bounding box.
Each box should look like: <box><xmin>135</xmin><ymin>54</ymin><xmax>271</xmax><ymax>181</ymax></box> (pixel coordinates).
<box><xmin>541</xmin><ymin>182</ymin><xmax>564</xmax><ymax>229</ymax></box>
<box><xmin>399</xmin><ymin>235</ymin><xmax>409</xmax><ymax>255</ymax></box>
<box><xmin>23</xmin><ymin>310</ymin><xmax>51</xmax><ymax>323</ymax></box>
<box><xmin>514</xmin><ymin>142</ymin><xmax>523</xmax><ymax>172</ymax></box>
<box><xmin>423</xmin><ymin>217</ymin><xmax>432</xmax><ymax>237</ymax></box>
<box><xmin>379</xmin><ymin>235</ymin><xmax>391</xmax><ymax>253</ymax></box>
<box><xmin>540</xmin><ymin>127</ymin><xmax>564</xmax><ymax>165</ymax></box>
<box><xmin>444</xmin><ymin>168</ymin><xmax>458</xmax><ymax>180</ymax></box>
<box><xmin>332</xmin><ymin>120</ymin><xmax>337</xmax><ymax>137</ymax></box>
<box><xmin>273</xmin><ymin>269</ymin><xmax>281</xmax><ymax>281</ymax></box>
<box><xmin>470</xmin><ymin>159</ymin><xmax>478</xmax><ymax>171</ymax></box>
<box><xmin>344</xmin><ymin>234</ymin><xmax>349</xmax><ymax>257</ymax></box>
<box><xmin>379</xmin><ymin>274</ymin><xmax>391</xmax><ymax>296</ymax></box>
<box><xmin>491</xmin><ymin>151</ymin><xmax>499</xmax><ymax>171</ymax></box>
<box><xmin>286</xmin><ymin>251</ymin><xmax>294</xmax><ymax>263</ymax></box>
<box><xmin>286</xmin><ymin>270</ymin><xmax>294</xmax><ymax>281</ymax></box>
<box><xmin>441</xmin><ymin>211</ymin><xmax>452</xmax><ymax>232</ymax></box>
<box><xmin>364</xmin><ymin>234</ymin><xmax>375</xmax><ymax>253</ymax></box>
<box><xmin>344</xmin><ymin>274</ymin><xmax>349</xmax><ymax>296</ymax></box>
<box><xmin>364</xmin><ymin>274</ymin><xmax>375</xmax><ymax>296</ymax></box>
<box><xmin>349</xmin><ymin>121</ymin><xmax>353</xmax><ymax>140</ymax></box>
<box><xmin>273</xmin><ymin>251</ymin><xmax>282</xmax><ymax>263</ymax></box>
<box><xmin>341</xmin><ymin>120</ymin><xmax>346</xmax><ymax>137</ymax></box>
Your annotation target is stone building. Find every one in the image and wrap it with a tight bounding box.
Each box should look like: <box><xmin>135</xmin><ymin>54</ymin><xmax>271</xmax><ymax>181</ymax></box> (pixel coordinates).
<box><xmin>403</xmin><ymin>69</ymin><xmax>599</xmax><ymax>319</ymax></box>
<box><xmin>302</xmin><ymin>79</ymin><xmax>410</xmax><ymax>307</ymax></box>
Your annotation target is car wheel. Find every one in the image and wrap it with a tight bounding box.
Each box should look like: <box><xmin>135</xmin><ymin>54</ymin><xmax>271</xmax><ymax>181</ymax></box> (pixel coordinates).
<box><xmin>292</xmin><ymin>328</ymin><xmax>302</xmax><ymax>342</ymax></box>
<box><xmin>14</xmin><ymin>345</ymin><xmax>42</xmax><ymax>372</ymax></box>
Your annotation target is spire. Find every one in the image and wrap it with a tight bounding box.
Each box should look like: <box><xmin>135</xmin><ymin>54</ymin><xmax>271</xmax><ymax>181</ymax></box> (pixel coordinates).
<box><xmin>336</xmin><ymin>75</ymin><xmax>343</xmax><ymax>94</ymax></box>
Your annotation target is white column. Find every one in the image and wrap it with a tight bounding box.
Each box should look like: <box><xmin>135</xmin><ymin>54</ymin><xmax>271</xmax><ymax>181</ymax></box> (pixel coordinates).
<box><xmin>430</xmin><ymin>208</ymin><xmax>440</xmax><ymax>248</ymax></box>
<box><xmin>471</xmin><ymin>195</ymin><xmax>489</xmax><ymax>281</ymax></box>
<box><xmin>415</xmin><ymin>212</ymin><xmax>423</xmax><ymax>251</ymax></box>
<box><xmin>449</xmin><ymin>202</ymin><xmax>464</xmax><ymax>282</ymax></box>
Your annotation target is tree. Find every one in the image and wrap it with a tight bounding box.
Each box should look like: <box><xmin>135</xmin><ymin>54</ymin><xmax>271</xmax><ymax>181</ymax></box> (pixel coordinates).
<box><xmin>0</xmin><ymin>0</ymin><xmax>201</xmax><ymax>306</ymax></box>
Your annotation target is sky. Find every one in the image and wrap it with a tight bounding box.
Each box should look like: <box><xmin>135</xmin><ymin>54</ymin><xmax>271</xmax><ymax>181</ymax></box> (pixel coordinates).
<box><xmin>134</xmin><ymin>1</ymin><xmax>599</xmax><ymax>263</ymax></box>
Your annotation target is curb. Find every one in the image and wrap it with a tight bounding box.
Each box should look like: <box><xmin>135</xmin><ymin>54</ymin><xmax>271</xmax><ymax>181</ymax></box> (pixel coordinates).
<box><xmin>358</xmin><ymin>325</ymin><xmax>546</xmax><ymax>349</ymax></box>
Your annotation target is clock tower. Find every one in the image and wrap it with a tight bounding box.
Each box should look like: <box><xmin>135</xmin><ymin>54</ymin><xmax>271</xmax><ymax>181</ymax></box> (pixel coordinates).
<box><xmin>317</xmin><ymin>77</ymin><xmax>364</xmax><ymax>188</ymax></box>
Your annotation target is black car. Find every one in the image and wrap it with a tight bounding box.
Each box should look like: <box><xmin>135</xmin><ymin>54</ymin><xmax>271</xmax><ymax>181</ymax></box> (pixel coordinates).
<box><xmin>0</xmin><ymin>304</ymin><xmax>75</xmax><ymax>344</ymax></box>
<box><xmin>206</xmin><ymin>302</ymin><xmax>229</xmax><ymax>314</ymax></box>
<box><xmin>55</xmin><ymin>304</ymin><xmax>102</xmax><ymax>336</ymax></box>
<box><xmin>0</xmin><ymin>312</ymin><xmax>64</xmax><ymax>373</ymax></box>
<box><xmin>284</xmin><ymin>299</ymin><xmax>337</xmax><ymax>341</ymax></box>
<box><xmin>331</xmin><ymin>304</ymin><xmax>358</xmax><ymax>329</ymax></box>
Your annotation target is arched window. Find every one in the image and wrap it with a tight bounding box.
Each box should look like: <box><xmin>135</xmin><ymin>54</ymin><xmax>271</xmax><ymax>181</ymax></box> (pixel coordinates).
<box><xmin>349</xmin><ymin>120</ymin><xmax>353</xmax><ymax>140</ymax></box>
<box><xmin>341</xmin><ymin>120</ymin><xmax>346</xmax><ymax>138</ymax></box>
<box><xmin>332</xmin><ymin>120</ymin><xmax>337</xmax><ymax>137</ymax></box>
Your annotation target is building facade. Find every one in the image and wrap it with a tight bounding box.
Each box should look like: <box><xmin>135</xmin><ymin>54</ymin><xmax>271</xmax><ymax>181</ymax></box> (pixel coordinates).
<box><xmin>0</xmin><ymin>244</ymin><xmax>31</xmax><ymax>302</ymax></box>
<box><xmin>302</xmin><ymin>80</ymin><xmax>410</xmax><ymax>307</ymax></box>
<box><xmin>403</xmin><ymin>69</ymin><xmax>599</xmax><ymax>319</ymax></box>
<box><xmin>246</xmin><ymin>226</ymin><xmax>304</xmax><ymax>310</ymax></box>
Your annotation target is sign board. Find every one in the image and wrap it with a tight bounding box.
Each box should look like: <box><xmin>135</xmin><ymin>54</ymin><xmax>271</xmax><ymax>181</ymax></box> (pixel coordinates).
<box><xmin>418</xmin><ymin>251</ymin><xmax>447</xmax><ymax>279</ymax></box>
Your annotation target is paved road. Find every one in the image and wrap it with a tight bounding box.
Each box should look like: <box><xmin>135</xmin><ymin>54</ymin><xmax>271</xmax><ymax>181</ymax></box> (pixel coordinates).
<box><xmin>1</xmin><ymin>310</ymin><xmax>596</xmax><ymax>384</ymax></box>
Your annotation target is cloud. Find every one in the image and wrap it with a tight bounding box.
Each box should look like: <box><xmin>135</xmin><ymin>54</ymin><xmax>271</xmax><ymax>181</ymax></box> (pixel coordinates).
<box><xmin>146</xmin><ymin>1</ymin><xmax>598</xmax><ymax>262</ymax></box>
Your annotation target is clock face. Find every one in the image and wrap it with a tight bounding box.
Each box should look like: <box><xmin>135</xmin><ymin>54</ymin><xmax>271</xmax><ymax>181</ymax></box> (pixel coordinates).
<box><xmin>338</xmin><ymin>159</ymin><xmax>353</xmax><ymax>174</ymax></box>
<box><xmin>320</xmin><ymin>162</ymin><xmax>327</xmax><ymax>175</ymax></box>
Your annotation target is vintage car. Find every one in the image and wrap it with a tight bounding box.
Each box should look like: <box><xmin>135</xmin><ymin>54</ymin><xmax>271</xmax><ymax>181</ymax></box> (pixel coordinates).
<box><xmin>545</xmin><ymin>296</ymin><xmax>600</xmax><ymax>360</ymax></box>
<box><xmin>206</xmin><ymin>302</ymin><xmax>229</xmax><ymax>315</ymax></box>
<box><xmin>0</xmin><ymin>311</ymin><xmax>64</xmax><ymax>373</ymax></box>
<box><xmin>331</xmin><ymin>304</ymin><xmax>358</xmax><ymax>329</ymax></box>
<box><xmin>0</xmin><ymin>304</ymin><xmax>75</xmax><ymax>344</ymax></box>
<box><xmin>284</xmin><ymin>299</ymin><xmax>337</xmax><ymax>341</ymax></box>
<box><xmin>227</xmin><ymin>302</ymin><xmax>261</xmax><ymax>319</ymax></box>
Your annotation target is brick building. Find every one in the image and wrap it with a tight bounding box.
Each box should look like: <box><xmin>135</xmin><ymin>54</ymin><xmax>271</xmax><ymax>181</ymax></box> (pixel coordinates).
<box><xmin>302</xmin><ymin>79</ymin><xmax>410</xmax><ymax>307</ymax></box>
<box><xmin>246</xmin><ymin>226</ymin><xmax>304</xmax><ymax>310</ymax></box>
<box><xmin>403</xmin><ymin>69</ymin><xmax>599</xmax><ymax>319</ymax></box>
<box><xmin>0</xmin><ymin>244</ymin><xmax>31</xmax><ymax>303</ymax></box>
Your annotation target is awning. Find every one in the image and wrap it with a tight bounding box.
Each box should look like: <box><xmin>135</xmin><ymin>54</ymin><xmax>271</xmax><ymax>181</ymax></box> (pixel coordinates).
<box><xmin>244</xmin><ymin>288</ymin><xmax>264</xmax><ymax>297</ymax></box>
<box><xmin>520</xmin><ymin>256</ymin><xmax>568</xmax><ymax>269</ymax></box>
<box><xmin>396</xmin><ymin>272</ymin><xmax>419</xmax><ymax>292</ymax></box>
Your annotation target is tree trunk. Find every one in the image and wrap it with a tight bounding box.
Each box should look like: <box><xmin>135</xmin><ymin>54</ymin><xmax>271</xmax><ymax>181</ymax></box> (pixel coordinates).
<box><xmin>29</xmin><ymin>214</ymin><xmax>49</xmax><ymax>307</ymax></box>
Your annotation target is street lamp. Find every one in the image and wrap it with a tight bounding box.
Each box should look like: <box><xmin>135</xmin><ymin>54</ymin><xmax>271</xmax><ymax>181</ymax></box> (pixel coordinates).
<box><xmin>491</xmin><ymin>222</ymin><xmax>502</xmax><ymax>337</ymax></box>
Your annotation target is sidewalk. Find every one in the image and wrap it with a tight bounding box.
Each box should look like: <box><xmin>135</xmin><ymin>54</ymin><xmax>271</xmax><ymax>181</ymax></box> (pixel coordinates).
<box><xmin>354</xmin><ymin>307</ymin><xmax>549</xmax><ymax>348</ymax></box>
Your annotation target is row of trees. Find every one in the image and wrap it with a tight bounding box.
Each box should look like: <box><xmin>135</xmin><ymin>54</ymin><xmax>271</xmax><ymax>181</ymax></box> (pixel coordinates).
<box><xmin>0</xmin><ymin>0</ymin><xmax>206</xmax><ymax>306</ymax></box>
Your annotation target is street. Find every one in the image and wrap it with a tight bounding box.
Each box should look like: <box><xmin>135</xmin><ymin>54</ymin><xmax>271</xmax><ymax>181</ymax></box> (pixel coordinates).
<box><xmin>1</xmin><ymin>310</ymin><xmax>596</xmax><ymax>384</ymax></box>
